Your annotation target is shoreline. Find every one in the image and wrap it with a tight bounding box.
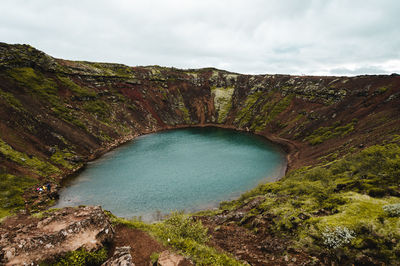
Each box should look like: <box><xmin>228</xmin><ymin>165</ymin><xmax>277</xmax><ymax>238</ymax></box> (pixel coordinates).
<box><xmin>50</xmin><ymin>124</ymin><xmax>293</xmax><ymax>219</ymax></box>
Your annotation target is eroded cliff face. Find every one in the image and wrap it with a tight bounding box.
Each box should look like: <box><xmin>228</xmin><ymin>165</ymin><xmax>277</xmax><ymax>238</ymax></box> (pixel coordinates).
<box><xmin>0</xmin><ymin>42</ymin><xmax>400</xmax><ymax>213</ymax></box>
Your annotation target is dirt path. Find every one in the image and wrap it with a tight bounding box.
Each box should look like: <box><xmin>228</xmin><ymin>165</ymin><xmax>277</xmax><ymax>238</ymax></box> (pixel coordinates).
<box><xmin>111</xmin><ymin>224</ymin><xmax>166</xmax><ymax>266</ymax></box>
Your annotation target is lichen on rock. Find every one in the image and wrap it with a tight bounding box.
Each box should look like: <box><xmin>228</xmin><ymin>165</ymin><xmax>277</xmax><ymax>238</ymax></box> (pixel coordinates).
<box><xmin>211</xmin><ymin>86</ymin><xmax>234</xmax><ymax>123</ymax></box>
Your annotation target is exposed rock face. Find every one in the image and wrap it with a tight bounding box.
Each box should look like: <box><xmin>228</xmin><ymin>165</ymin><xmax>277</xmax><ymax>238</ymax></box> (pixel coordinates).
<box><xmin>102</xmin><ymin>246</ymin><xmax>134</xmax><ymax>266</ymax></box>
<box><xmin>0</xmin><ymin>206</ymin><xmax>113</xmax><ymax>265</ymax></box>
<box><xmin>0</xmin><ymin>42</ymin><xmax>399</xmax><ymax>190</ymax></box>
<box><xmin>157</xmin><ymin>250</ymin><xmax>193</xmax><ymax>266</ymax></box>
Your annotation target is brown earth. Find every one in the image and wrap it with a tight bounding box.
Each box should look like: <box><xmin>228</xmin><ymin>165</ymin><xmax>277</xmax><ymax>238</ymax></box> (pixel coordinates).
<box><xmin>110</xmin><ymin>224</ymin><xmax>166</xmax><ymax>266</ymax></box>
<box><xmin>200</xmin><ymin>218</ymin><xmax>316</xmax><ymax>265</ymax></box>
<box><xmin>1</xmin><ymin>43</ymin><xmax>400</xmax><ymax>265</ymax></box>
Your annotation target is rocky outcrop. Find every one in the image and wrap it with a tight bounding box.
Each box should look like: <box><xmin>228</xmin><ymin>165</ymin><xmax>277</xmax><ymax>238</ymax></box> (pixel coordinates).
<box><xmin>0</xmin><ymin>206</ymin><xmax>113</xmax><ymax>265</ymax></box>
<box><xmin>102</xmin><ymin>246</ymin><xmax>134</xmax><ymax>266</ymax></box>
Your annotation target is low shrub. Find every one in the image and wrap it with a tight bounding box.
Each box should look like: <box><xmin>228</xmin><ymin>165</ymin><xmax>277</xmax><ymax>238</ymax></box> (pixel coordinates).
<box><xmin>110</xmin><ymin>212</ymin><xmax>244</xmax><ymax>265</ymax></box>
<box><xmin>153</xmin><ymin>212</ymin><xmax>209</xmax><ymax>244</ymax></box>
<box><xmin>217</xmin><ymin>142</ymin><xmax>400</xmax><ymax>264</ymax></box>
<box><xmin>306</xmin><ymin>120</ymin><xmax>357</xmax><ymax>145</ymax></box>
<box><xmin>41</xmin><ymin>248</ymin><xmax>108</xmax><ymax>266</ymax></box>
<box><xmin>383</xmin><ymin>203</ymin><xmax>400</xmax><ymax>217</ymax></box>
<box><xmin>322</xmin><ymin>226</ymin><xmax>355</xmax><ymax>249</ymax></box>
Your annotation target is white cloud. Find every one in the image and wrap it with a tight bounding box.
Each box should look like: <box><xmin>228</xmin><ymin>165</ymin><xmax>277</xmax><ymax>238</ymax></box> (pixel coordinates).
<box><xmin>0</xmin><ymin>0</ymin><xmax>399</xmax><ymax>75</ymax></box>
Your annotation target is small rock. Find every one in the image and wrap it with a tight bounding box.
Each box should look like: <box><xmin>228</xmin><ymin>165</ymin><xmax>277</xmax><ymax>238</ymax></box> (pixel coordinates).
<box><xmin>70</xmin><ymin>155</ymin><xmax>83</xmax><ymax>163</ymax></box>
<box><xmin>48</xmin><ymin>147</ymin><xmax>56</xmax><ymax>155</ymax></box>
<box><xmin>5</xmin><ymin>250</ymin><xmax>14</xmax><ymax>260</ymax></box>
<box><xmin>102</xmin><ymin>246</ymin><xmax>134</xmax><ymax>266</ymax></box>
<box><xmin>157</xmin><ymin>250</ymin><xmax>193</xmax><ymax>266</ymax></box>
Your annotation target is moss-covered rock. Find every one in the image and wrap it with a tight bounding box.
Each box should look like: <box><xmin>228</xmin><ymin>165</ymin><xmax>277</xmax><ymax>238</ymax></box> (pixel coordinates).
<box><xmin>211</xmin><ymin>86</ymin><xmax>234</xmax><ymax>123</ymax></box>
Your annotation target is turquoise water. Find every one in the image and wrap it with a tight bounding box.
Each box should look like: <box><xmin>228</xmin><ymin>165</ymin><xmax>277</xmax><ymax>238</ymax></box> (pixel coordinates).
<box><xmin>55</xmin><ymin>127</ymin><xmax>286</xmax><ymax>221</ymax></box>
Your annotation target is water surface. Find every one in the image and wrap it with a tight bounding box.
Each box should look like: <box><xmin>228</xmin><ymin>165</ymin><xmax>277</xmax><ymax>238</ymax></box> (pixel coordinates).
<box><xmin>55</xmin><ymin>127</ymin><xmax>286</xmax><ymax>221</ymax></box>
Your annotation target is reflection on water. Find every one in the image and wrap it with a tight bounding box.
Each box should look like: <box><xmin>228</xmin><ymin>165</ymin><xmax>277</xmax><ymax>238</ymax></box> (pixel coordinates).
<box><xmin>55</xmin><ymin>127</ymin><xmax>286</xmax><ymax>222</ymax></box>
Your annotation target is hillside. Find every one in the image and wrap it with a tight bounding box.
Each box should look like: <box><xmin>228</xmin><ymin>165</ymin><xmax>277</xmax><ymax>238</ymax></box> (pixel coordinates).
<box><xmin>0</xmin><ymin>42</ymin><xmax>399</xmax><ymax>265</ymax></box>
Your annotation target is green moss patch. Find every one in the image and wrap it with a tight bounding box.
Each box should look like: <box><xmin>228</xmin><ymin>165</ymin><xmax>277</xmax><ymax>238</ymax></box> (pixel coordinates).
<box><xmin>40</xmin><ymin>247</ymin><xmax>108</xmax><ymax>266</ymax></box>
<box><xmin>234</xmin><ymin>92</ymin><xmax>292</xmax><ymax>131</ymax></box>
<box><xmin>0</xmin><ymin>90</ymin><xmax>24</xmax><ymax>111</ymax></box>
<box><xmin>219</xmin><ymin>143</ymin><xmax>400</xmax><ymax>263</ymax></box>
<box><xmin>234</xmin><ymin>91</ymin><xmax>265</xmax><ymax>128</ymax></box>
<box><xmin>0</xmin><ymin>173</ymin><xmax>36</xmax><ymax>219</ymax></box>
<box><xmin>5</xmin><ymin>68</ymin><xmax>89</xmax><ymax>129</ymax></box>
<box><xmin>83</xmin><ymin>100</ymin><xmax>111</xmax><ymax>121</ymax></box>
<box><xmin>306</xmin><ymin>119</ymin><xmax>357</xmax><ymax>145</ymax></box>
<box><xmin>109</xmin><ymin>212</ymin><xmax>244</xmax><ymax>265</ymax></box>
<box><xmin>211</xmin><ymin>86</ymin><xmax>234</xmax><ymax>123</ymax></box>
<box><xmin>50</xmin><ymin>149</ymin><xmax>76</xmax><ymax>170</ymax></box>
<box><xmin>7</xmin><ymin>67</ymin><xmax>58</xmax><ymax>99</ymax></box>
<box><xmin>0</xmin><ymin>139</ymin><xmax>60</xmax><ymax>177</ymax></box>
<box><xmin>57</xmin><ymin>75</ymin><xmax>96</xmax><ymax>98</ymax></box>
<box><xmin>176</xmin><ymin>93</ymin><xmax>191</xmax><ymax>124</ymax></box>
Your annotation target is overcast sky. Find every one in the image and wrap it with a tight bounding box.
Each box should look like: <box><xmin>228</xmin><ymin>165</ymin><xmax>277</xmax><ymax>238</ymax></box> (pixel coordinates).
<box><xmin>1</xmin><ymin>0</ymin><xmax>399</xmax><ymax>75</ymax></box>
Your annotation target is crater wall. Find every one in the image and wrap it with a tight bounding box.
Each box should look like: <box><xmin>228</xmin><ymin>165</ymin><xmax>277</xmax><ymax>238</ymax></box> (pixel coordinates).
<box><xmin>1</xmin><ymin>42</ymin><xmax>400</xmax><ymax>212</ymax></box>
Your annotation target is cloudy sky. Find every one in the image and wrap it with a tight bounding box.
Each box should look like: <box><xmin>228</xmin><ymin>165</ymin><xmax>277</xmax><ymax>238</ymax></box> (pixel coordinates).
<box><xmin>1</xmin><ymin>0</ymin><xmax>399</xmax><ymax>75</ymax></box>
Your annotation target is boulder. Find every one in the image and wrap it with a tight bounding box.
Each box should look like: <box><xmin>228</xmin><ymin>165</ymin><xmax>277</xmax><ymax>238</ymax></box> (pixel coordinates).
<box><xmin>157</xmin><ymin>250</ymin><xmax>193</xmax><ymax>266</ymax></box>
<box><xmin>0</xmin><ymin>206</ymin><xmax>114</xmax><ymax>265</ymax></box>
<box><xmin>102</xmin><ymin>246</ymin><xmax>134</xmax><ymax>266</ymax></box>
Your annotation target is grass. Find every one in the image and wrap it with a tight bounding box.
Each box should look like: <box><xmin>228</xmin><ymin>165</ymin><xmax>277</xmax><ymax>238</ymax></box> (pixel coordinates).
<box><xmin>0</xmin><ymin>90</ymin><xmax>24</xmax><ymax>111</ymax></box>
<box><xmin>109</xmin><ymin>212</ymin><xmax>244</xmax><ymax>265</ymax></box>
<box><xmin>219</xmin><ymin>142</ymin><xmax>400</xmax><ymax>264</ymax></box>
<box><xmin>0</xmin><ymin>173</ymin><xmax>36</xmax><ymax>219</ymax></box>
<box><xmin>255</xmin><ymin>94</ymin><xmax>293</xmax><ymax>131</ymax></box>
<box><xmin>7</xmin><ymin>67</ymin><xmax>59</xmax><ymax>103</ymax></box>
<box><xmin>57</xmin><ymin>75</ymin><xmax>96</xmax><ymax>98</ymax></box>
<box><xmin>40</xmin><ymin>247</ymin><xmax>108</xmax><ymax>266</ymax></box>
<box><xmin>0</xmin><ymin>139</ymin><xmax>60</xmax><ymax>177</ymax></box>
<box><xmin>234</xmin><ymin>91</ymin><xmax>293</xmax><ymax>131</ymax></box>
<box><xmin>50</xmin><ymin>149</ymin><xmax>76</xmax><ymax>170</ymax></box>
<box><xmin>234</xmin><ymin>91</ymin><xmax>265</xmax><ymax>128</ymax></box>
<box><xmin>5</xmin><ymin>68</ymin><xmax>90</xmax><ymax>130</ymax></box>
<box><xmin>83</xmin><ymin>100</ymin><xmax>111</xmax><ymax>121</ymax></box>
<box><xmin>305</xmin><ymin>119</ymin><xmax>357</xmax><ymax>145</ymax></box>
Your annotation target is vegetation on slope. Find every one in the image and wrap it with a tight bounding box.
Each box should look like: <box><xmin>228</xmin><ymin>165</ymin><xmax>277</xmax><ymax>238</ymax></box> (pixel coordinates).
<box><xmin>305</xmin><ymin>119</ymin><xmax>358</xmax><ymax>145</ymax></box>
<box><xmin>109</xmin><ymin>212</ymin><xmax>244</xmax><ymax>265</ymax></box>
<box><xmin>40</xmin><ymin>248</ymin><xmax>108</xmax><ymax>266</ymax></box>
<box><xmin>235</xmin><ymin>91</ymin><xmax>293</xmax><ymax>131</ymax></box>
<box><xmin>1</xmin><ymin>43</ymin><xmax>400</xmax><ymax>264</ymax></box>
<box><xmin>0</xmin><ymin>173</ymin><xmax>36</xmax><ymax>219</ymax></box>
<box><xmin>219</xmin><ymin>138</ymin><xmax>400</xmax><ymax>264</ymax></box>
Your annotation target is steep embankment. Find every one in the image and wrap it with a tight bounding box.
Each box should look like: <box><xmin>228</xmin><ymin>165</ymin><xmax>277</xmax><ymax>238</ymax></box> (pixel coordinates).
<box><xmin>0</xmin><ymin>43</ymin><xmax>400</xmax><ymax>264</ymax></box>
